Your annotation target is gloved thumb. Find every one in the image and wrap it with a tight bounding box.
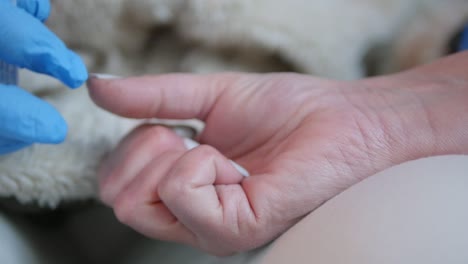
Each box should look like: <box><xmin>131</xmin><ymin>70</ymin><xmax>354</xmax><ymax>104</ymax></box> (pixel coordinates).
<box><xmin>0</xmin><ymin>84</ymin><xmax>67</xmax><ymax>144</ymax></box>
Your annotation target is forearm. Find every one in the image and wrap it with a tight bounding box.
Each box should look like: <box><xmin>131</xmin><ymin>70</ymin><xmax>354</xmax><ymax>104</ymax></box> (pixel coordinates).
<box><xmin>406</xmin><ymin>51</ymin><xmax>468</xmax><ymax>79</ymax></box>
<box><xmin>361</xmin><ymin>52</ymin><xmax>468</xmax><ymax>165</ymax></box>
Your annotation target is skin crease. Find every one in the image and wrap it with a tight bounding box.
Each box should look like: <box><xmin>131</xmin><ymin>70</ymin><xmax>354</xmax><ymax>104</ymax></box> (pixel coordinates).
<box><xmin>87</xmin><ymin>52</ymin><xmax>468</xmax><ymax>256</ymax></box>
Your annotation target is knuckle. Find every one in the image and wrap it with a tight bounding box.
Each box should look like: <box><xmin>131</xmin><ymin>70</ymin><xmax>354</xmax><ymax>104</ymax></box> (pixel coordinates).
<box><xmin>97</xmin><ymin>176</ymin><xmax>115</xmax><ymax>205</ymax></box>
<box><xmin>113</xmin><ymin>195</ymin><xmax>134</xmax><ymax>224</ymax></box>
<box><xmin>98</xmin><ymin>186</ymin><xmax>112</xmax><ymax>205</ymax></box>
<box><xmin>192</xmin><ymin>145</ymin><xmax>219</xmax><ymax>161</ymax></box>
<box><xmin>158</xmin><ymin>145</ymin><xmax>219</xmax><ymax>193</ymax></box>
<box><xmin>134</xmin><ymin>125</ymin><xmax>178</xmax><ymax>151</ymax></box>
<box><xmin>157</xmin><ymin>175</ymin><xmax>181</xmax><ymax>201</ymax></box>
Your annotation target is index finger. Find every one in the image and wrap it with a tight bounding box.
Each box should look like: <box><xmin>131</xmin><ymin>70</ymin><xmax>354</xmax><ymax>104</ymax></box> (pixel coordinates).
<box><xmin>87</xmin><ymin>73</ymin><xmax>247</xmax><ymax>120</ymax></box>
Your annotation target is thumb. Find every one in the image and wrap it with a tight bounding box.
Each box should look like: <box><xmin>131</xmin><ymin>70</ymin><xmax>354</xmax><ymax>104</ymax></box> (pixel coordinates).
<box><xmin>87</xmin><ymin>73</ymin><xmax>244</xmax><ymax>120</ymax></box>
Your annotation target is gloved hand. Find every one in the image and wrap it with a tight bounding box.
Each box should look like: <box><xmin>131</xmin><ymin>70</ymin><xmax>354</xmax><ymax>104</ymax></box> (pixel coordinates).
<box><xmin>0</xmin><ymin>0</ymin><xmax>87</xmax><ymax>154</ymax></box>
<box><xmin>459</xmin><ymin>24</ymin><xmax>468</xmax><ymax>51</ymax></box>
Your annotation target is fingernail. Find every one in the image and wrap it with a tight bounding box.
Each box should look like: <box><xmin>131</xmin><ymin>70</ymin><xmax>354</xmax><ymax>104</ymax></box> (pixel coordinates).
<box><xmin>183</xmin><ymin>137</ymin><xmax>200</xmax><ymax>150</ymax></box>
<box><xmin>89</xmin><ymin>73</ymin><xmax>121</xmax><ymax>80</ymax></box>
<box><xmin>229</xmin><ymin>160</ymin><xmax>250</xmax><ymax>177</ymax></box>
<box><xmin>172</xmin><ymin>125</ymin><xmax>197</xmax><ymax>139</ymax></box>
<box><xmin>182</xmin><ymin>138</ymin><xmax>250</xmax><ymax>177</ymax></box>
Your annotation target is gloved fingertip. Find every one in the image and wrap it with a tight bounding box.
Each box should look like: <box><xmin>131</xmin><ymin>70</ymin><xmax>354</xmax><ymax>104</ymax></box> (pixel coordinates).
<box><xmin>0</xmin><ymin>4</ymin><xmax>88</xmax><ymax>87</ymax></box>
<box><xmin>37</xmin><ymin>114</ymin><xmax>68</xmax><ymax>144</ymax></box>
<box><xmin>36</xmin><ymin>0</ymin><xmax>51</xmax><ymax>22</ymax></box>
<box><xmin>60</xmin><ymin>51</ymin><xmax>88</xmax><ymax>89</ymax></box>
<box><xmin>25</xmin><ymin>99</ymin><xmax>69</xmax><ymax>144</ymax></box>
<box><xmin>69</xmin><ymin>52</ymin><xmax>89</xmax><ymax>89</ymax></box>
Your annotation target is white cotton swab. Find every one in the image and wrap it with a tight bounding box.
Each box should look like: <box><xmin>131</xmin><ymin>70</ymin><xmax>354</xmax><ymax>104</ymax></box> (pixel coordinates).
<box><xmin>182</xmin><ymin>138</ymin><xmax>250</xmax><ymax>177</ymax></box>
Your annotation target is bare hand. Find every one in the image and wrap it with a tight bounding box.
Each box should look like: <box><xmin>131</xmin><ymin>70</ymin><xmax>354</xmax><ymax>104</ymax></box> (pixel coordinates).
<box><xmin>87</xmin><ymin>56</ymin><xmax>468</xmax><ymax>255</ymax></box>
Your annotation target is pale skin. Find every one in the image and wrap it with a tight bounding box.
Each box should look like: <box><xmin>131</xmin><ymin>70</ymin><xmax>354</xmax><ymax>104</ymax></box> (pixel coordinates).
<box><xmin>87</xmin><ymin>52</ymin><xmax>468</xmax><ymax>256</ymax></box>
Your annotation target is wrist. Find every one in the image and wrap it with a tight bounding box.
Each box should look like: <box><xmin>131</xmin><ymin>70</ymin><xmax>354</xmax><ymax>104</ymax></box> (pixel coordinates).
<box><xmin>360</xmin><ymin>54</ymin><xmax>468</xmax><ymax>166</ymax></box>
<box><xmin>407</xmin><ymin>77</ymin><xmax>468</xmax><ymax>157</ymax></box>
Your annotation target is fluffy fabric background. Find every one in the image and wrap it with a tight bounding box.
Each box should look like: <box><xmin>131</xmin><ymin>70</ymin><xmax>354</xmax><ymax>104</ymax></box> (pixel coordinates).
<box><xmin>1</xmin><ymin>0</ymin><xmax>467</xmax><ymax>208</ymax></box>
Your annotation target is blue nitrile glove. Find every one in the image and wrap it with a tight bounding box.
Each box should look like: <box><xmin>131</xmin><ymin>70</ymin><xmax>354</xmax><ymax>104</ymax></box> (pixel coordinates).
<box><xmin>459</xmin><ymin>23</ymin><xmax>468</xmax><ymax>51</ymax></box>
<box><xmin>0</xmin><ymin>0</ymin><xmax>88</xmax><ymax>155</ymax></box>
